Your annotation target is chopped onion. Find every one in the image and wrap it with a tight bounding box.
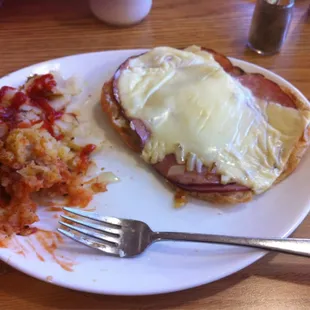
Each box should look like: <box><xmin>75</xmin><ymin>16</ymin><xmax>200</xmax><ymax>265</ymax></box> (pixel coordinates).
<box><xmin>18</xmin><ymin>110</ymin><xmax>41</xmax><ymax>122</ymax></box>
<box><xmin>65</xmin><ymin>76</ymin><xmax>81</xmax><ymax>96</ymax></box>
<box><xmin>221</xmin><ymin>175</ymin><xmax>232</xmax><ymax>184</ymax></box>
<box><xmin>85</xmin><ymin>171</ymin><xmax>120</xmax><ymax>187</ymax></box>
<box><xmin>175</xmin><ymin>143</ymin><xmax>185</xmax><ymax>164</ymax></box>
<box><xmin>20</xmin><ymin>104</ymin><xmax>41</xmax><ymax>113</ymax></box>
<box><xmin>71</xmin><ymin>109</ymin><xmax>81</xmax><ymax>116</ymax></box>
<box><xmin>186</xmin><ymin>152</ymin><xmax>196</xmax><ymax>171</ymax></box>
<box><xmin>86</xmin><ymin>161</ymin><xmax>98</xmax><ymax>178</ymax></box>
<box><xmin>195</xmin><ymin>158</ymin><xmax>203</xmax><ymax>173</ymax></box>
<box><xmin>62</xmin><ymin>113</ymin><xmax>78</xmax><ymax>124</ymax></box>
<box><xmin>50</xmin><ymin>71</ymin><xmax>81</xmax><ymax>96</ymax></box>
<box><xmin>72</xmin><ymin>122</ymin><xmax>91</xmax><ymax>139</ymax></box>
<box><xmin>55</xmin><ymin>113</ymin><xmax>79</xmax><ymax>134</ymax></box>
<box><xmin>31</xmin><ymin>121</ymin><xmax>44</xmax><ymax>130</ymax></box>
<box><xmin>167</xmin><ymin>165</ymin><xmax>185</xmax><ymax>177</ymax></box>
<box><xmin>49</xmin><ymin>94</ymin><xmax>71</xmax><ymax>111</ymax></box>
<box><xmin>130</xmin><ymin>121</ymin><xmax>135</xmax><ymax>130</ymax></box>
<box><xmin>96</xmin><ymin>172</ymin><xmax>120</xmax><ymax>184</ymax></box>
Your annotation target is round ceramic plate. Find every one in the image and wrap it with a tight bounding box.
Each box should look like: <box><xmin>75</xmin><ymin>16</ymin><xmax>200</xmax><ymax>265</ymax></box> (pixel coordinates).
<box><xmin>0</xmin><ymin>49</ymin><xmax>309</xmax><ymax>296</ymax></box>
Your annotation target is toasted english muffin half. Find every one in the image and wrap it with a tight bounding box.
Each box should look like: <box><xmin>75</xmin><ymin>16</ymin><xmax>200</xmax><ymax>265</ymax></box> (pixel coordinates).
<box><xmin>101</xmin><ymin>46</ymin><xmax>310</xmax><ymax>204</ymax></box>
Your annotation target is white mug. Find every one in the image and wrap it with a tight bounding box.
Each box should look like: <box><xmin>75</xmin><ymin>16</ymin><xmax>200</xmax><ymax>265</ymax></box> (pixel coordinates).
<box><xmin>89</xmin><ymin>0</ymin><xmax>152</xmax><ymax>26</ymax></box>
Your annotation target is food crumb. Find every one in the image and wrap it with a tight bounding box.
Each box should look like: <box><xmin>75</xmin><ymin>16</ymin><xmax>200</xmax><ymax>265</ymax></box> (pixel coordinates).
<box><xmin>46</xmin><ymin>276</ymin><xmax>53</xmax><ymax>282</ymax></box>
<box><xmin>174</xmin><ymin>189</ymin><xmax>188</xmax><ymax>208</ymax></box>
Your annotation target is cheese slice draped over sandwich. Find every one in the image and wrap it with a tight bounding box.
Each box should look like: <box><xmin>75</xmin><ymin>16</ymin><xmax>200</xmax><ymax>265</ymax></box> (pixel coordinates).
<box><xmin>117</xmin><ymin>46</ymin><xmax>310</xmax><ymax>193</ymax></box>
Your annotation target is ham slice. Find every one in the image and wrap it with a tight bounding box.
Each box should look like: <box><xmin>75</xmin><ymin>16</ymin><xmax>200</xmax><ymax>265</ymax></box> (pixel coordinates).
<box><xmin>201</xmin><ymin>48</ymin><xmax>295</xmax><ymax>108</ymax></box>
<box><xmin>108</xmin><ymin>47</ymin><xmax>297</xmax><ymax>193</ymax></box>
<box><xmin>201</xmin><ymin>47</ymin><xmax>245</xmax><ymax>77</ymax></box>
<box><xmin>130</xmin><ymin>119</ymin><xmax>150</xmax><ymax>146</ymax></box>
<box><xmin>237</xmin><ymin>74</ymin><xmax>296</xmax><ymax>108</ymax></box>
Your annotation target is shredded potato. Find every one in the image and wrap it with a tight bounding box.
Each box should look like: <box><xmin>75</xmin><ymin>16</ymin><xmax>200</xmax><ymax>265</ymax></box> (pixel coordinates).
<box><xmin>0</xmin><ymin>73</ymin><xmax>105</xmax><ymax>236</ymax></box>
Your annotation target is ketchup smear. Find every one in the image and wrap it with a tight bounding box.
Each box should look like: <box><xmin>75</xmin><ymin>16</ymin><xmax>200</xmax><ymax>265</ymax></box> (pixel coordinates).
<box><xmin>0</xmin><ymin>86</ymin><xmax>15</xmax><ymax>102</ymax></box>
<box><xmin>0</xmin><ymin>74</ymin><xmax>63</xmax><ymax>139</ymax></box>
<box><xmin>26</xmin><ymin>74</ymin><xmax>57</xmax><ymax>99</ymax></box>
<box><xmin>78</xmin><ymin>144</ymin><xmax>96</xmax><ymax>173</ymax></box>
<box><xmin>0</xmin><ymin>88</ymin><xmax>28</xmax><ymax>123</ymax></box>
<box><xmin>33</xmin><ymin>97</ymin><xmax>63</xmax><ymax>139</ymax></box>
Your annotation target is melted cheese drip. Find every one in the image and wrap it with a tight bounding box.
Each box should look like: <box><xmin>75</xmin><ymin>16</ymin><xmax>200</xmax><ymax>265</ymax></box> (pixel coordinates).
<box><xmin>117</xmin><ymin>46</ymin><xmax>310</xmax><ymax>193</ymax></box>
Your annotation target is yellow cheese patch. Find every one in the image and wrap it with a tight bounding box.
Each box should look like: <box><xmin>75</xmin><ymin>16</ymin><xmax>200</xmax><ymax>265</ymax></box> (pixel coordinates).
<box><xmin>117</xmin><ymin>46</ymin><xmax>310</xmax><ymax>193</ymax></box>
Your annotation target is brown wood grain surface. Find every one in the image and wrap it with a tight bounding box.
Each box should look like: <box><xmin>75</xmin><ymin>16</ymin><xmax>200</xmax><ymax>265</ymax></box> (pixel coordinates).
<box><xmin>0</xmin><ymin>0</ymin><xmax>310</xmax><ymax>309</ymax></box>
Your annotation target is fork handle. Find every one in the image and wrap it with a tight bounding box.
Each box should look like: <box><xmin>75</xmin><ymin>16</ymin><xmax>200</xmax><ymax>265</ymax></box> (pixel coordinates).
<box><xmin>152</xmin><ymin>232</ymin><xmax>310</xmax><ymax>257</ymax></box>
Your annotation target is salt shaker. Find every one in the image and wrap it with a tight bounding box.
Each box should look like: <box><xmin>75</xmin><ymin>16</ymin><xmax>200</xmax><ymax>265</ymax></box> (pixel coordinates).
<box><xmin>247</xmin><ymin>0</ymin><xmax>294</xmax><ymax>55</ymax></box>
<box><xmin>89</xmin><ymin>0</ymin><xmax>152</xmax><ymax>27</ymax></box>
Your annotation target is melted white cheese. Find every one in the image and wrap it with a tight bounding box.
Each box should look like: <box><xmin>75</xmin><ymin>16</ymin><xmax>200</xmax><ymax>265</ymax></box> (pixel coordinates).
<box><xmin>117</xmin><ymin>46</ymin><xmax>310</xmax><ymax>193</ymax></box>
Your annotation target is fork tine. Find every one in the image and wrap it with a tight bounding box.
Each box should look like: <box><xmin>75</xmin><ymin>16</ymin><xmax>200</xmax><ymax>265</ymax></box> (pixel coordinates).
<box><xmin>57</xmin><ymin>228</ymin><xmax>120</xmax><ymax>256</ymax></box>
<box><xmin>61</xmin><ymin>215</ymin><xmax>120</xmax><ymax>236</ymax></box>
<box><xmin>63</xmin><ymin>207</ymin><xmax>122</xmax><ymax>227</ymax></box>
<box><xmin>59</xmin><ymin>221</ymin><xmax>119</xmax><ymax>244</ymax></box>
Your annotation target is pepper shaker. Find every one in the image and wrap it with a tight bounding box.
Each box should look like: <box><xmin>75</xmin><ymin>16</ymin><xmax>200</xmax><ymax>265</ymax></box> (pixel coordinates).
<box><xmin>247</xmin><ymin>0</ymin><xmax>294</xmax><ymax>55</ymax></box>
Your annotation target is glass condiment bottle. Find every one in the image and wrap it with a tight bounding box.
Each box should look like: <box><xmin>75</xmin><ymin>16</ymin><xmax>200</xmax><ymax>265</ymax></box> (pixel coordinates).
<box><xmin>248</xmin><ymin>0</ymin><xmax>294</xmax><ymax>55</ymax></box>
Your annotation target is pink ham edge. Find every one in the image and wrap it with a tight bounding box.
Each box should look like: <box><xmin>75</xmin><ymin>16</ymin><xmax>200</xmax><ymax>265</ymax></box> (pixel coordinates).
<box><xmin>175</xmin><ymin>183</ymin><xmax>250</xmax><ymax>193</ymax></box>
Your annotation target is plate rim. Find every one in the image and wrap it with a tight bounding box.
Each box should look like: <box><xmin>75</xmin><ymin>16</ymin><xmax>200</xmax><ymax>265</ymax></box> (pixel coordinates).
<box><xmin>0</xmin><ymin>49</ymin><xmax>309</xmax><ymax>296</ymax></box>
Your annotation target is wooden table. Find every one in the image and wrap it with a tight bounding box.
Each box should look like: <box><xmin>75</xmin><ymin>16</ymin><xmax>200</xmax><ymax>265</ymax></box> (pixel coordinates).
<box><xmin>0</xmin><ymin>0</ymin><xmax>310</xmax><ymax>309</ymax></box>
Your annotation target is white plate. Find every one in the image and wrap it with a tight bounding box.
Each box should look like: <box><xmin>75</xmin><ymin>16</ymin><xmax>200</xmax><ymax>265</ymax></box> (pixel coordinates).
<box><xmin>0</xmin><ymin>49</ymin><xmax>309</xmax><ymax>296</ymax></box>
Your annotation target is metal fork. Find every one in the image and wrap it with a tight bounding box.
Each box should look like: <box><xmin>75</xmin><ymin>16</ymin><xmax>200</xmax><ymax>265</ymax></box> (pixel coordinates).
<box><xmin>58</xmin><ymin>207</ymin><xmax>310</xmax><ymax>258</ymax></box>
